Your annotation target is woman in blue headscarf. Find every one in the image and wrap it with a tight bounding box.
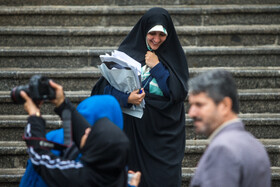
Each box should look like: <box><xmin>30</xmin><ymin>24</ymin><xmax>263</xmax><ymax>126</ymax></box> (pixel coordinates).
<box><xmin>19</xmin><ymin>95</ymin><xmax>123</xmax><ymax>187</ymax></box>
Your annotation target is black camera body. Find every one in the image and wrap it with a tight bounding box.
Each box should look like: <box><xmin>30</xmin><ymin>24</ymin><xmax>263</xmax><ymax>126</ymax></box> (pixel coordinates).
<box><xmin>11</xmin><ymin>75</ymin><xmax>56</xmax><ymax>104</ymax></box>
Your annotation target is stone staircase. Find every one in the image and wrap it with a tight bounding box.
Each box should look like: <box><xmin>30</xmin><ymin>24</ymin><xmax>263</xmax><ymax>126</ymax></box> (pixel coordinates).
<box><xmin>0</xmin><ymin>0</ymin><xmax>279</xmax><ymax>186</ymax></box>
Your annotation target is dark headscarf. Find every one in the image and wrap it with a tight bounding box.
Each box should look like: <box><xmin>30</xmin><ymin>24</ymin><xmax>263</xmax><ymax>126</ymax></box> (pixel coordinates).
<box><xmin>80</xmin><ymin>118</ymin><xmax>129</xmax><ymax>186</ymax></box>
<box><xmin>118</xmin><ymin>7</ymin><xmax>189</xmax><ymax>104</ymax></box>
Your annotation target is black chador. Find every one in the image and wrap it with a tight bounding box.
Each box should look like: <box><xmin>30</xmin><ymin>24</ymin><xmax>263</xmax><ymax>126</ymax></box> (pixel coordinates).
<box><xmin>92</xmin><ymin>7</ymin><xmax>189</xmax><ymax>187</ymax></box>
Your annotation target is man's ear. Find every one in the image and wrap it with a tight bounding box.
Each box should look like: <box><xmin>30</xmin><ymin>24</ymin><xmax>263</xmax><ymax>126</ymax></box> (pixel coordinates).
<box><xmin>220</xmin><ymin>97</ymin><xmax>233</xmax><ymax>115</ymax></box>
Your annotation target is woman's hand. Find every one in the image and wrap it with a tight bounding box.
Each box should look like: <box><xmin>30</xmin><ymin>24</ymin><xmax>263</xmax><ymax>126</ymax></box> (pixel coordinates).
<box><xmin>20</xmin><ymin>91</ymin><xmax>41</xmax><ymax>116</ymax></box>
<box><xmin>145</xmin><ymin>51</ymin><xmax>159</xmax><ymax>68</ymax></box>
<box><xmin>49</xmin><ymin>80</ymin><xmax>65</xmax><ymax>107</ymax></box>
<box><xmin>128</xmin><ymin>170</ymin><xmax>141</xmax><ymax>187</ymax></box>
<box><xmin>127</xmin><ymin>89</ymin><xmax>145</xmax><ymax>105</ymax></box>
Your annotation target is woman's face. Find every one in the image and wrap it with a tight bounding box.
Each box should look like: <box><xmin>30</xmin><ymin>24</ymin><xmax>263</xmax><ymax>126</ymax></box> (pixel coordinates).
<box><xmin>146</xmin><ymin>31</ymin><xmax>167</xmax><ymax>50</ymax></box>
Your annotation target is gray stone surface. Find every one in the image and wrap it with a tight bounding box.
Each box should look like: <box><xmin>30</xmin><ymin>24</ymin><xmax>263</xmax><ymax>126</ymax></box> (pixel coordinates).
<box><xmin>1</xmin><ymin>25</ymin><xmax>279</xmax><ymax>47</ymax></box>
<box><xmin>189</xmin><ymin>67</ymin><xmax>280</xmax><ymax>89</ymax></box>
<box><xmin>1</xmin><ymin>67</ymin><xmax>279</xmax><ymax>91</ymax></box>
<box><xmin>0</xmin><ymin>35</ymin><xmax>125</xmax><ymax>47</ymax></box>
<box><xmin>0</xmin><ymin>56</ymin><xmax>96</xmax><ymax>68</ymax></box>
<box><xmin>187</xmin><ymin>54</ymin><xmax>280</xmax><ymax>67</ymax></box>
<box><xmin>185</xmin><ymin>34</ymin><xmax>277</xmax><ymax>46</ymax></box>
<box><xmin>1</xmin><ymin>113</ymin><xmax>279</xmax><ymax>141</ymax></box>
<box><xmin>1</xmin><ymin>46</ymin><xmax>279</xmax><ymax>68</ymax></box>
<box><xmin>0</xmin><ymin>139</ymin><xmax>279</xmax><ymax>169</ymax></box>
<box><xmin>185</xmin><ymin>46</ymin><xmax>280</xmax><ymax>67</ymax></box>
<box><xmin>0</xmin><ymin>169</ymin><xmax>25</xmax><ymax>187</ymax></box>
<box><xmin>0</xmin><ymin>142</ymin><xmax>28</xmax><ymax>168</ymax></box>
<box><xmin>183</xmin><ymin>139</ymin><xmax>280</xmax><ymax>167</ymax></box>
<box><xmin>0</xmin><ymin>115</ymin><xmax>61</xmax><ymax>141</ymax></box>
<box><xmin>1</xmin><ymin>0</ymin><xmax>280</xmax><ymax>5</ymax></box>
<box><xmin>0</xmin><ymin>90</ymin><xmax>89</xmax><ymax>115</ymax></box>
<box><xmin>0</xmin><ymin>167</ymin><xmax>279</xmax><ymax>187</ymax></box>
<box><xmin>0</xmin><ymin>14</ymin><xmax>142</xmax><ymax>27</ymax></box>
<box><xmin>184</xmin><ymin>89</ymin><xmax>280</xmax><ymax>114</ymax></box>
<box><xmin>0</xmin><ymin>67</ymin><xmax>101</xmax><ymax>91</ymax></box>
<box><xmin>186</xmin><ymin>114</ymin><xmax>280</xmax><ymax>139</ymax></box>
<box><xmin>1</xmin><ymin>89</ymin><xmax>280</xmax><ymax>115</ymax></box>
<box><xmin>0</xmin><ymin>5</ymin><xmax>279</xmax><ymax>26</ymax></box>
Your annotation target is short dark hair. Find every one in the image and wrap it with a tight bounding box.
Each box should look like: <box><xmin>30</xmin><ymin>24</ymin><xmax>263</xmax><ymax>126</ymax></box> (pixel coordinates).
<box><xmin>188</xmin><ymin>69</ymin><xmax>239</xmax><ymax>114</ymax></box>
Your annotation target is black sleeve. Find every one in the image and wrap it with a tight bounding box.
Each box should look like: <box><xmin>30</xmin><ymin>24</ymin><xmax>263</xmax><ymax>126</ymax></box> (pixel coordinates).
<box><xmin>54</xmin><ymin>98</ymin><xmax>91</xmax><ymax>148</ymax></box>
<box><xmin>24</xmin><ymin>116</ymin><xmax>85</xmax><ymax>187</ymax></box>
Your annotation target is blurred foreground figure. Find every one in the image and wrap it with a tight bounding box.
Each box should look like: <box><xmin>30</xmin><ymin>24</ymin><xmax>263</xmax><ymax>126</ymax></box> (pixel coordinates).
<box><xmin>188</xmin><ymin>69</ymin><xmax>271</xmax><ymax>187</ymax></box>
<box><xmin>21</xmin><ymin>80</ymin><xmax>130</xmax><ymax>187</ymax></box>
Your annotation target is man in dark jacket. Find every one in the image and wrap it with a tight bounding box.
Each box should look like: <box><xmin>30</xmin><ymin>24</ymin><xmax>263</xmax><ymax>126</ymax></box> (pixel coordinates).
<box><xmin>20</xmin><ymin>80</ymin><xmax>130</xmax><ymax>187</ymax></box>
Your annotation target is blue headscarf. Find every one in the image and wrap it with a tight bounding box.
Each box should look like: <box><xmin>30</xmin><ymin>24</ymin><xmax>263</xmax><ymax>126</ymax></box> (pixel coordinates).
<box><xmin>76</xmin><ymin>95</ymin><xmax>123</xmax><ymax>129</ymax></box>
<box><xmin>46</xmin><ymin>95</ymin><xmax>123</xmax><ymax>153</ymax></box>
<box><xmin>20</xmin><ymin>95</ymin><xmax>123</xmax><ymax>187</ymax></box>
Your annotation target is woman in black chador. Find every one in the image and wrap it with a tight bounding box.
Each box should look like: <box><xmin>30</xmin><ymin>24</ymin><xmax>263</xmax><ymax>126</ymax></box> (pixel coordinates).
<box><xmin>92</xmin><ymin>7</ymin><xmax>189</xmax><ymax>186</ymax></box>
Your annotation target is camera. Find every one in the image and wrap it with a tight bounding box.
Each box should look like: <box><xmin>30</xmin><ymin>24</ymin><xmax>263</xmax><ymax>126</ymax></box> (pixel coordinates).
<box><xmin>10</xmin><ymin>75</ymin><xmax>56</xmax><ymax>104</ymax></box>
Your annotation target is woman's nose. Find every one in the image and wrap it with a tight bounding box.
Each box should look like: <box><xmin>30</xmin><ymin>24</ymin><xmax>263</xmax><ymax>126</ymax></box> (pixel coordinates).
<box><xmin>153</xmin><ymin>35</ymin><xmax>160</xmax><ymax>43</ymax></box>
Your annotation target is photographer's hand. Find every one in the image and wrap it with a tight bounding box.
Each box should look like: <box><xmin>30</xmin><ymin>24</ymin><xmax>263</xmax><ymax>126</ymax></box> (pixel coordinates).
<box><xmin>20</xmin><ymin>91</ymin><xmax>41</xmax><ymax>116</ymax></box>
<box><xmin>49</xmin><ymin>80</ymin><xmax>65</xmax><ymax>107</ymax></box>
<box><xmin>128</xmin><ymin>170</ymin><xmax>141</xmax><ymax>187</ymax></box>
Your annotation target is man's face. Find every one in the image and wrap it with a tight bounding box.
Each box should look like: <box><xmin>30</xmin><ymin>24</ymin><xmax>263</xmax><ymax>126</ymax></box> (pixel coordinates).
<box><xmin>188</xmin><ymin>92</ymin><xmax>223</xmax><ymax>137</ymax></box>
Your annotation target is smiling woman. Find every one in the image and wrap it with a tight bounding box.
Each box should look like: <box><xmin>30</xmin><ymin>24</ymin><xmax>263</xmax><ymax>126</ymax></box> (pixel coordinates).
<box><xmin>92</xmin><ymin>7</ymin><xmax>189</xmax><ymax>187</ymax></box>
<box><xmin>146</xmin><ymin>25</ymin><xmax>167</xmax><ymax>51</ymax></box>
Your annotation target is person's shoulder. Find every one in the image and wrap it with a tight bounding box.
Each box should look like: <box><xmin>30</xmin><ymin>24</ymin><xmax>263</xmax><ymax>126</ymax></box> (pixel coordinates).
<box><xmin>210</xmin><ymin>123</ymin><xmax>265</xmax><ymax>155</ymax></box>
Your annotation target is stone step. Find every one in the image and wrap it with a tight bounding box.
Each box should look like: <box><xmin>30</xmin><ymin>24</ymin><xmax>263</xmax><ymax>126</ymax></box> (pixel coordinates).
<box><xmin>1</xmin><ymin>0</ymin><xmax>279</xmax><ymax>6</ymax></box>
<box><xmin>0</xmin><ymin>141</ymin><xmax>28</xmax><ymax>169</ymax></box>
<box><xmin>186</xmin><ymin>113</ymin><xmax>280</xmax><ymax>140</ymax></box>
<box><xmin>183</xmin><ymin>139</ymin><xmax>280</xmax><ymax>168</ymax></box>
<box><xmin>1</xmin><ymin>67</ymin><xmax>279</xmax><ymax>91</ymax></box>
<box><xmin>0</xmin><ymin>5</ymin><xmax>279</xmax><ymax>26</ymax></box>
<box><xmin>0</xmin><ymin>168</ymin><xmax>25</xmax><ymax>187</ymax></box>
<box><xmin>0</xmin><ymin>90</ymin><xmax>90</xmax><ymax>115</ymax></box>
<box><xmin>0</xmin><ymin>88</ymin><xmax>279</xmax><ymax>115</ymax></box>
<box><xmin>0</xmin><ymin>113</ymin><xmax>279</xmax><ymax>141</ymax></box>
<box><xmin>186</xmin><ymin>46</ymin><xmax>280</xmax><ymax>67</ymax></box>
<box><xmin>0</xmin><ymin>115</ymin><xmax>61</xmax><ymax>141</ymax></box>
<box><xmin>0</xmin><ymin>46</ymin><xmax>279</xmax><ymax>68</ymax></box>
<box><xmin>0</xmin><ymin>67</ymin><xmax>101</xmax><ymax>91</ymax></box>
<box><xmin>1</xmin><ymin>25</ymin><xmax>279</xmax><ymax>47</ymax></box>
<box><xmin>0</xmin><ymin>139</ymin><xmax>279</xmax><ymax>169</ymax></box>
<box><xmin>0</xmin><ymin>167</ymin><xmax>279</xmax><ymax>187</ymax></box>
<box><xmin>190</xmin><ymin>67</ymin><xmax>280</xmax><ymax>89</ymax></box>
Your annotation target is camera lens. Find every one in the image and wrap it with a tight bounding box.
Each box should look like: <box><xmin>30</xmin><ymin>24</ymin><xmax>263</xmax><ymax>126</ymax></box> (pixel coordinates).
<box><xmin>10</xmin><ymin>85</ymin><xmax>30</xmax><ymax>104</ymax></box>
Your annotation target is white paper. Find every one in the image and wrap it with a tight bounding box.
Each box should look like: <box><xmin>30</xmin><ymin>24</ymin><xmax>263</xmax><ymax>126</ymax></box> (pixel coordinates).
<box><xmin>100</xmin><ymin>50</ymin><xmax>141</xmax><ymax>88</ymax></box>
<box><xmin>99</xmin><ymin>50</ymin><xmax>144</xmax><ymax>118</ymax></box>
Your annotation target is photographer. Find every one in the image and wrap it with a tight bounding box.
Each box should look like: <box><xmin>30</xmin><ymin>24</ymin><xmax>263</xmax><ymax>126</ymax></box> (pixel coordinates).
<box><xmin>20</xmin><ymin>80</ymin><xmax>132</xmax><ymax>187</ymax></box>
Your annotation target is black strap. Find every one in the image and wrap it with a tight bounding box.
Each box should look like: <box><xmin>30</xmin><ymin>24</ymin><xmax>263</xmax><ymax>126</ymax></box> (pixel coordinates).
<box><xmin>24</xmin><ymin>138</ymin><xmax>70</xmax><ymax>151</ymax></box>
<box><xmin>24</xmin><ymin>109</ymin><xmax>73</xmax><ymax>151</ymax></box>
<box><xmin>62</xmin><ymin>109</ymin><xmax>72</xmax><ymax>146</ymax></box>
